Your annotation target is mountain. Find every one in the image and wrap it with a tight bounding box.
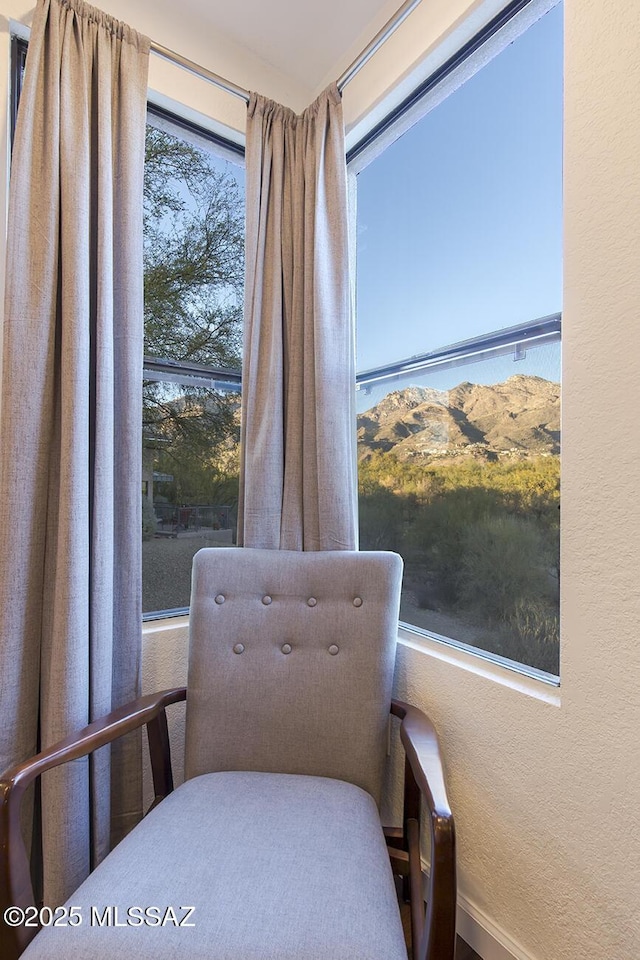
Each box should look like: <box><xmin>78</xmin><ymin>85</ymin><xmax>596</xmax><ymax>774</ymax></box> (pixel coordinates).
<box><xmin>357</xmin><ymin>374</ymin><xmax>560</xmax><ymax>463</ymax></box>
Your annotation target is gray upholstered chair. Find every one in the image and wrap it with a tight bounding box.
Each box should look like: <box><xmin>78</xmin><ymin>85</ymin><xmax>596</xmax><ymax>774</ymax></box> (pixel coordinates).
<box><xmin>1</xmin><ymin>548</ymin><xmax>456</xmax><ymax>960</ymax></box>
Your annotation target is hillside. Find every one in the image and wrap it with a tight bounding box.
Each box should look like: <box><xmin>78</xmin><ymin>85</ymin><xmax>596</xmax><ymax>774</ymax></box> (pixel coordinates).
<box><xmin>357</xmin><ymin>374</ymin><xmax>560</xmax><ymax>462</ymax></box>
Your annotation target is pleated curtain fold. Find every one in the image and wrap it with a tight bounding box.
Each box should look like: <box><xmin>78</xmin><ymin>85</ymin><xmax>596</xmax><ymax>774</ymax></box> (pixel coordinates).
<box><xmin>239</xmin><ymin>84</ymin><xmax>357</xmax><ymax>551</ymax></box>
<box><xmin>0</xmin><ymin>0</ymin><xmax>149</xmax><ymax>905</ymax></box>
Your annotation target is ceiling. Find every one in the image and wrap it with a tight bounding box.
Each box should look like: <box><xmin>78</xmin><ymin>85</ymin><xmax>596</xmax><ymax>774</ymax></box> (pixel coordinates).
<box><xmin>151</xmin><ymin>0</ymin><xmax>400</xmax><ymax>96</ymax></box>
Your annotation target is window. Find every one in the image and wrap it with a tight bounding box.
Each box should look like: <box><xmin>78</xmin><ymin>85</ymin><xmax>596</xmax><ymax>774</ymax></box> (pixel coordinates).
<box><xmin>352</xmin><ymin>0</ymin><xmax>562</xmax><ymax>677</ymax></box>
<box><xmin>142</xmin><ymin>109</ymin><xmax>245</xmax><ymax>617</ymax></box>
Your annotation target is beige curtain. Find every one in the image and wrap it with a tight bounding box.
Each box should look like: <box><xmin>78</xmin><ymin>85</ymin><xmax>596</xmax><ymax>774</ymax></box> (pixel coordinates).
<box><xmin>238</xmin><ymin>84</ymin><xmax>357</xmax><ymax>550</ymax></box>
<box><xmin>0</xmin><ymin>0</ymin><xmax>149</xmax><ymax>904</ymax></box>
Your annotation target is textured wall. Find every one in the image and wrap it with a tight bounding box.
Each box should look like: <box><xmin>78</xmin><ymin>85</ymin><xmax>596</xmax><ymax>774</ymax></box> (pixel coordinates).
<box><xmin>141</xmin><ymin>618</ymin><xmax>188</xmax><ymax>808</ymax></box>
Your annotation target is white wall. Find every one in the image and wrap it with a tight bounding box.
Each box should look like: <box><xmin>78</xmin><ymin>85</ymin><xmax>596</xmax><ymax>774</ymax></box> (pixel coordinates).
<box><xmin>1</xmin><ymin>1</ymin><xmax>639</xmax><ymax>958</ymax></box>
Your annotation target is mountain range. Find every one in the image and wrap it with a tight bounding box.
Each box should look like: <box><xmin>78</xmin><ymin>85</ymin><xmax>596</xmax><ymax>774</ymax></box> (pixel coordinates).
<box><xmin>357</xmin><ymin>374</ymin><xmax>560</xmax><ymax>463</ymax></box>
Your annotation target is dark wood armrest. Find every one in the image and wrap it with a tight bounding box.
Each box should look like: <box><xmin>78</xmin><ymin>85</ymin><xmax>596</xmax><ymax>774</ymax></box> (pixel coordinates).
<box><xmin>391</xmin><ymin>698</ymin><xmax>456</xmax><ymax>960</ymax></box>
<box><xmin>0</xmin><ymin>687</ymin><xmax>186</xmax><ymax>958</ymax></box>
<box><xmin>1</xmin><ymin>688</ymin><xmax>186</xmax><ymax>798</ymax></box>
<box><xmin>391</xmin><ymin>698</ymin><xmax>453</xmax><ymax>822</ymax></box>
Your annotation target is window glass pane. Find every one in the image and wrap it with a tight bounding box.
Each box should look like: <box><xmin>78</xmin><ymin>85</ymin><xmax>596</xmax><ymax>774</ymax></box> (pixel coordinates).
<box><xmin>144</xmin><ymin>119</ymin><xmax>244</xmax><ymax>369</ymax></box>
<box><xmin>142</xmin><ymin>377</ymin><xmax>240</xmax><ymax>616</ymax></box>
<box><xmin>356</xmin><ymin>4</ymin><xmax>563</xmax><ymax>371</ymax></box>
<box><xmin>355</xmin><ymin>3</ymin><xmax>562</xmax><ymax>676</ymax></box>
<box><xmin>142</xmin><ymin>117</ymin><xmax>244</xmax><ymax>616</ymax></box>
<box><xmin>358</xmin><ymin>339</ymin><xmax>560</xmax><ymax>675</ymax></box>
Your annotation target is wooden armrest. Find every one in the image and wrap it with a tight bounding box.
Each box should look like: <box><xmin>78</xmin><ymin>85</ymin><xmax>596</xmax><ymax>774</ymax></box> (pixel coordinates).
<box><xmin>0</xmin><ymin>685</ymin><xmax>187</xmax><ymax>952</ymax></box>
<box><xmin>0</xmin><ymin>687</ymin><xmax>186</xmax><ymax>799</ymax></box>
<box><xmin>390</xmin><ymin>698</ymin><xmax>456</xmax><ymax>960</ymax></box>
<box><xmin>391</xmin><ymin>698</ymin><xmax>453</xmax><ymax>823</ymax></box>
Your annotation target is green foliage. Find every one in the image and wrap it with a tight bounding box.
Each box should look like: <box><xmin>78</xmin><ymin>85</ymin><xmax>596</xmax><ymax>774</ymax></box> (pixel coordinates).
<box><xmin>358</xmin><ymin>450</ymin><xmax>560</xmax><ymax>672</ymax></box>
<box><xmin>407</xmin><ymin>486</ymin><xmax>504</xmax><ymax>603</ymax></box>
<box><xmin>471</xmin><ymin>597</ymin><xmax>560</xmax><ymax>675</ymax></box>
<box><xmin>358</xmin><ymin>482</ymin><xmax>414</xmax><ymax>552</ymax></box>
<box><xmin>359</xmin><ymin>452</ymin><xmax>559</xmax><ymax>520</ymax></box>
<box><xmin>458</xmin><ymin>514</ymin><xmax>553</xmax><ymax>620</ymax></box>
<box><xmin>153</xmin><ymin>447</ymin><xmax>239</xmax><ymax>509</ymax></box>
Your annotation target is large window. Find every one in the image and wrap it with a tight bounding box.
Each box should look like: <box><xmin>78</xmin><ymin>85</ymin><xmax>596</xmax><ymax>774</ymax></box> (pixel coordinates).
<box><xmin>142</xmin><ymin>110</ymin><xmax>245</xmax><ymax>617</ymax></box>
<box><xmin>353</xmin><ymin>1</ymin><xmax>562</xmax><ymax>677</ymax></box>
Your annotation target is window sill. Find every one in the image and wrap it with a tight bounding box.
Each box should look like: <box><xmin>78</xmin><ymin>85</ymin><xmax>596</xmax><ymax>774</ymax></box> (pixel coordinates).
<box><xmin>397</xmin><ymin>622</ymin><xmax>561</xmax><ymax>706</ymax></box>
<box><xmin>142</xmin><ymin>613</ymin><xmax>189</xmax><ymax>636</ymax></box>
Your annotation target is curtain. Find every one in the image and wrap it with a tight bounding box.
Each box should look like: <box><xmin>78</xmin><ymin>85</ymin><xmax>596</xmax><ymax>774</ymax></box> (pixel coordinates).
<box><xmin>238</xmin><ymin>83</ymin><xmax>357</xmax><ymax>550</ymax></box>
<box><xmin>0</xmin><ymin>0</ymin><xmax>149</xmax><ymax>905</ymax></box>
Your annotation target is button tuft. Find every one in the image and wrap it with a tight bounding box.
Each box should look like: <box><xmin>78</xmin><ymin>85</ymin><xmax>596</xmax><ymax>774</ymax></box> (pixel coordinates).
<box><xmin>307</xmin><ymin>597</ymin><xmax>317</xmax><ymax>607</ymax></box>
<box><xmin>328</xmin><ymin>644</ymin><xmax>339</xmax><ymax>655</ymax></box>
<box><xmin>215</xmin><ymin>594</ymin><xmax>225</xmax><ymax>605</ymax></box>
<box><xmin>353</xmin><ymin>597</ymin><xmax>363</xmax><ymax>607</ymax></box>
<box><xmin>233</xmin><ymin>643</ymin><xmax>245</xmax><ymax>655</ymax></box>
<box><xmin>262</xmin><ymin>595</ymin><xmax>272</xmax><ymax>605</ymax></box>
<box><xmin>281</xmin><ymin>643</ymin><xmax>292</xmax><ymax>655</ymax></box>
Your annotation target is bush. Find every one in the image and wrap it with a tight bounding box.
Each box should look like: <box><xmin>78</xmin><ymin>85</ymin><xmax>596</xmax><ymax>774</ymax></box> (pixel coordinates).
<box><xmin>459</xmin><ymin>514</ymin><xmax>552</xmax><ymax>621</ymax></box>
<box><xmin>359</xmin><ymin>484</ymin><xmax>412</xmax><ymax>552</ymax></box>
<box><xmin>479</xmin><ymin>598</ymin><xmax>560</xmax><ymax>674</ymax></box>
<box><xmin>407</xmin><ymin>487</ymin><xmax>500</xmax><ymax>603</ymax></box>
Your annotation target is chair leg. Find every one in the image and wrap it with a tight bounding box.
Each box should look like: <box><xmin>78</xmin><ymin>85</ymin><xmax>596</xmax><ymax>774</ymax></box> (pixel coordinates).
<box><xmin>407</xmin><ymin>817</ymin><xmax>425</xmax><ymax>960</ymax></box>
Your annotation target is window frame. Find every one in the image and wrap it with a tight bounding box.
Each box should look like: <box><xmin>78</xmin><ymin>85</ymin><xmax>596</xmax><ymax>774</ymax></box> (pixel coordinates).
<box><xmin>348</xmin><ymin>0</ymin><xmax>563</xmax><ymax>683</ymax></box>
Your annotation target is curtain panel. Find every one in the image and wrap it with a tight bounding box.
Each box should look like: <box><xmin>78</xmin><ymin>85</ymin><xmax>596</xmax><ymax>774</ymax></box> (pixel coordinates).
<box><xmin>0</xmin><ymin>0</ymin><xmax>149</xmax><ymax>905</ymax></box>
<box><xmin>239</xmin><ymin>84</ymin><xmax>357</xmax><ymax>551</ymax></box>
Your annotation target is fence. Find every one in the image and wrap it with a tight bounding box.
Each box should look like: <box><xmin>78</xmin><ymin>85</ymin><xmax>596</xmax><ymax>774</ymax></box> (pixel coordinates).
<box><xmin>154</xmin><ymin>503</ymin><xmax>232</xmax><ymax>533</ymax></box>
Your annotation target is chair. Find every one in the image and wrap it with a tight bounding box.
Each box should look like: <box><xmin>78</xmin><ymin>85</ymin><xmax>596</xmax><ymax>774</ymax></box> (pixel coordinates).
<box><xmin>0</xmin><ymin>548</ymin><xmax>456</xmax><ymax>960</ymax></box>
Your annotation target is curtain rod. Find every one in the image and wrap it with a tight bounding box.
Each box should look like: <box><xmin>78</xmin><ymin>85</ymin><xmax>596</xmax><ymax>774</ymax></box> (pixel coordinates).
<box><xmin>149</xmin><ymin>0</ymin><xmax>423</xmax><ymax>104</ymax></box>
<box><xmin>150</xmin><ymin>41</ymin><xmax>250</xmax><ymax>103</ymax></box>
<box><xmin>337</xmin><ymin>0</ymin><xmax>424</xmax><ymax>91</ymax></box>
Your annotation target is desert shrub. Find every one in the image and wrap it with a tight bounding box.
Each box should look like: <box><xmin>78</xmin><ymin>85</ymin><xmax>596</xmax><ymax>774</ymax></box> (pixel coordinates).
<box><xmin>478</xmin><ymin>598</ymin><xmax>560</xmax><ymax>674</ymax></box>
<box><xmin>407</xmin><ymin>487</ymin><xmax>501</xmax><ymax>603</ymax></box>
<box><xmin>357</xmin><ymin>451</ymin><xmax>560</xmax><ymax>620</ymax></box>
<box><xmin>510</xmin><ymin>596</ymin><xmax>559</xmax><ymax>643</ymax></box>
<box><xmin>458</xmin><ymin>514</ymin><xmax>552</xmax><ymax>621</ymax></box>
<box><xmin>358</xmin><ymin>484</ymin><xmax>411</xmax><ymax>552</ymax></box>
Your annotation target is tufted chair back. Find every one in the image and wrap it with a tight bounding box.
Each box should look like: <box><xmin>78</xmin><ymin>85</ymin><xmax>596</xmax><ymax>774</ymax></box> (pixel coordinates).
<box><xmin>185</xmin><ymin>548</ymin><xmax>403</xmax><ymax>804</ymax></box>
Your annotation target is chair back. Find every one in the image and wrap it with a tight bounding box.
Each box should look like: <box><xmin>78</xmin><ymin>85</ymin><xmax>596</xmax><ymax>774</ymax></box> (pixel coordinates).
<box><xmin>185</xmin><ymin>548</ymin><xmax>402</xmax><ymax>804</ymax></box>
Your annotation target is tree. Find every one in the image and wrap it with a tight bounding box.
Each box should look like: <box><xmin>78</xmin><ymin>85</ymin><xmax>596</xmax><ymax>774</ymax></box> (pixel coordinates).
<box><xmin>142</xmin><ymin>124</ymin><xmax>244</xmax><ymax>505</ymax></box>
<box><xmin>143</xmin><ymin>125</ymin><xmax>244</xmax><ymax>367</ymax></box>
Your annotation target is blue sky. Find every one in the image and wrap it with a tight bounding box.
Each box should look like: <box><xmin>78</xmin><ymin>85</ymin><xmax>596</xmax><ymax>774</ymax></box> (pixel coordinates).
<box><xmin>355</xmin><ymin>2</ymin><xmax>563</xmax><ymax>381</ymax></box>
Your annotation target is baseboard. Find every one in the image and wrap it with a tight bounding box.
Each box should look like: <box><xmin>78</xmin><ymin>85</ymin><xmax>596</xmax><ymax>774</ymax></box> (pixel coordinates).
<box><xmin>421</xmin><ymin>869</ymin><xmax>536</xmax><ymax>960</ymax></box>
<box><xmin>456</xmin><ymin>891</ymin><xmax>536</xmax><ymax>960</ymax></box>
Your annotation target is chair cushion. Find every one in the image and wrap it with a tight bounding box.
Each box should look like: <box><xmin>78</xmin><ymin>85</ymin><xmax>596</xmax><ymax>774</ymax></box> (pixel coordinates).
<box><xmin>22</xmin><ymin>772</ymin><xmax>408</xmax><ymax>960</ymax></box>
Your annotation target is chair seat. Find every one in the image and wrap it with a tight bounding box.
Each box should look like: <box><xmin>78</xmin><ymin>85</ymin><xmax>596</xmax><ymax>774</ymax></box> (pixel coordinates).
<box><xmin>23</xmin><ymin>771</ymin><xmax>408</xmax><ymax>960</ymax></box>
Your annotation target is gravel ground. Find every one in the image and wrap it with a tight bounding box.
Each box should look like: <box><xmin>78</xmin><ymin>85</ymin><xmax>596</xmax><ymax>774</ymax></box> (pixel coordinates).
<box><xmin>142</xmin><ymin>531</ymin><xmax>233</xmax><ymax>615</ymax></box>
<box><xmin>399</xmin><ymin>589</ymin><xmax>559</xmax><ymax>674</ymax></box>
<box><xmin>399</xmin><ymin>591</ymin><xmax>484</xmax><ymax>646</ymax></box>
